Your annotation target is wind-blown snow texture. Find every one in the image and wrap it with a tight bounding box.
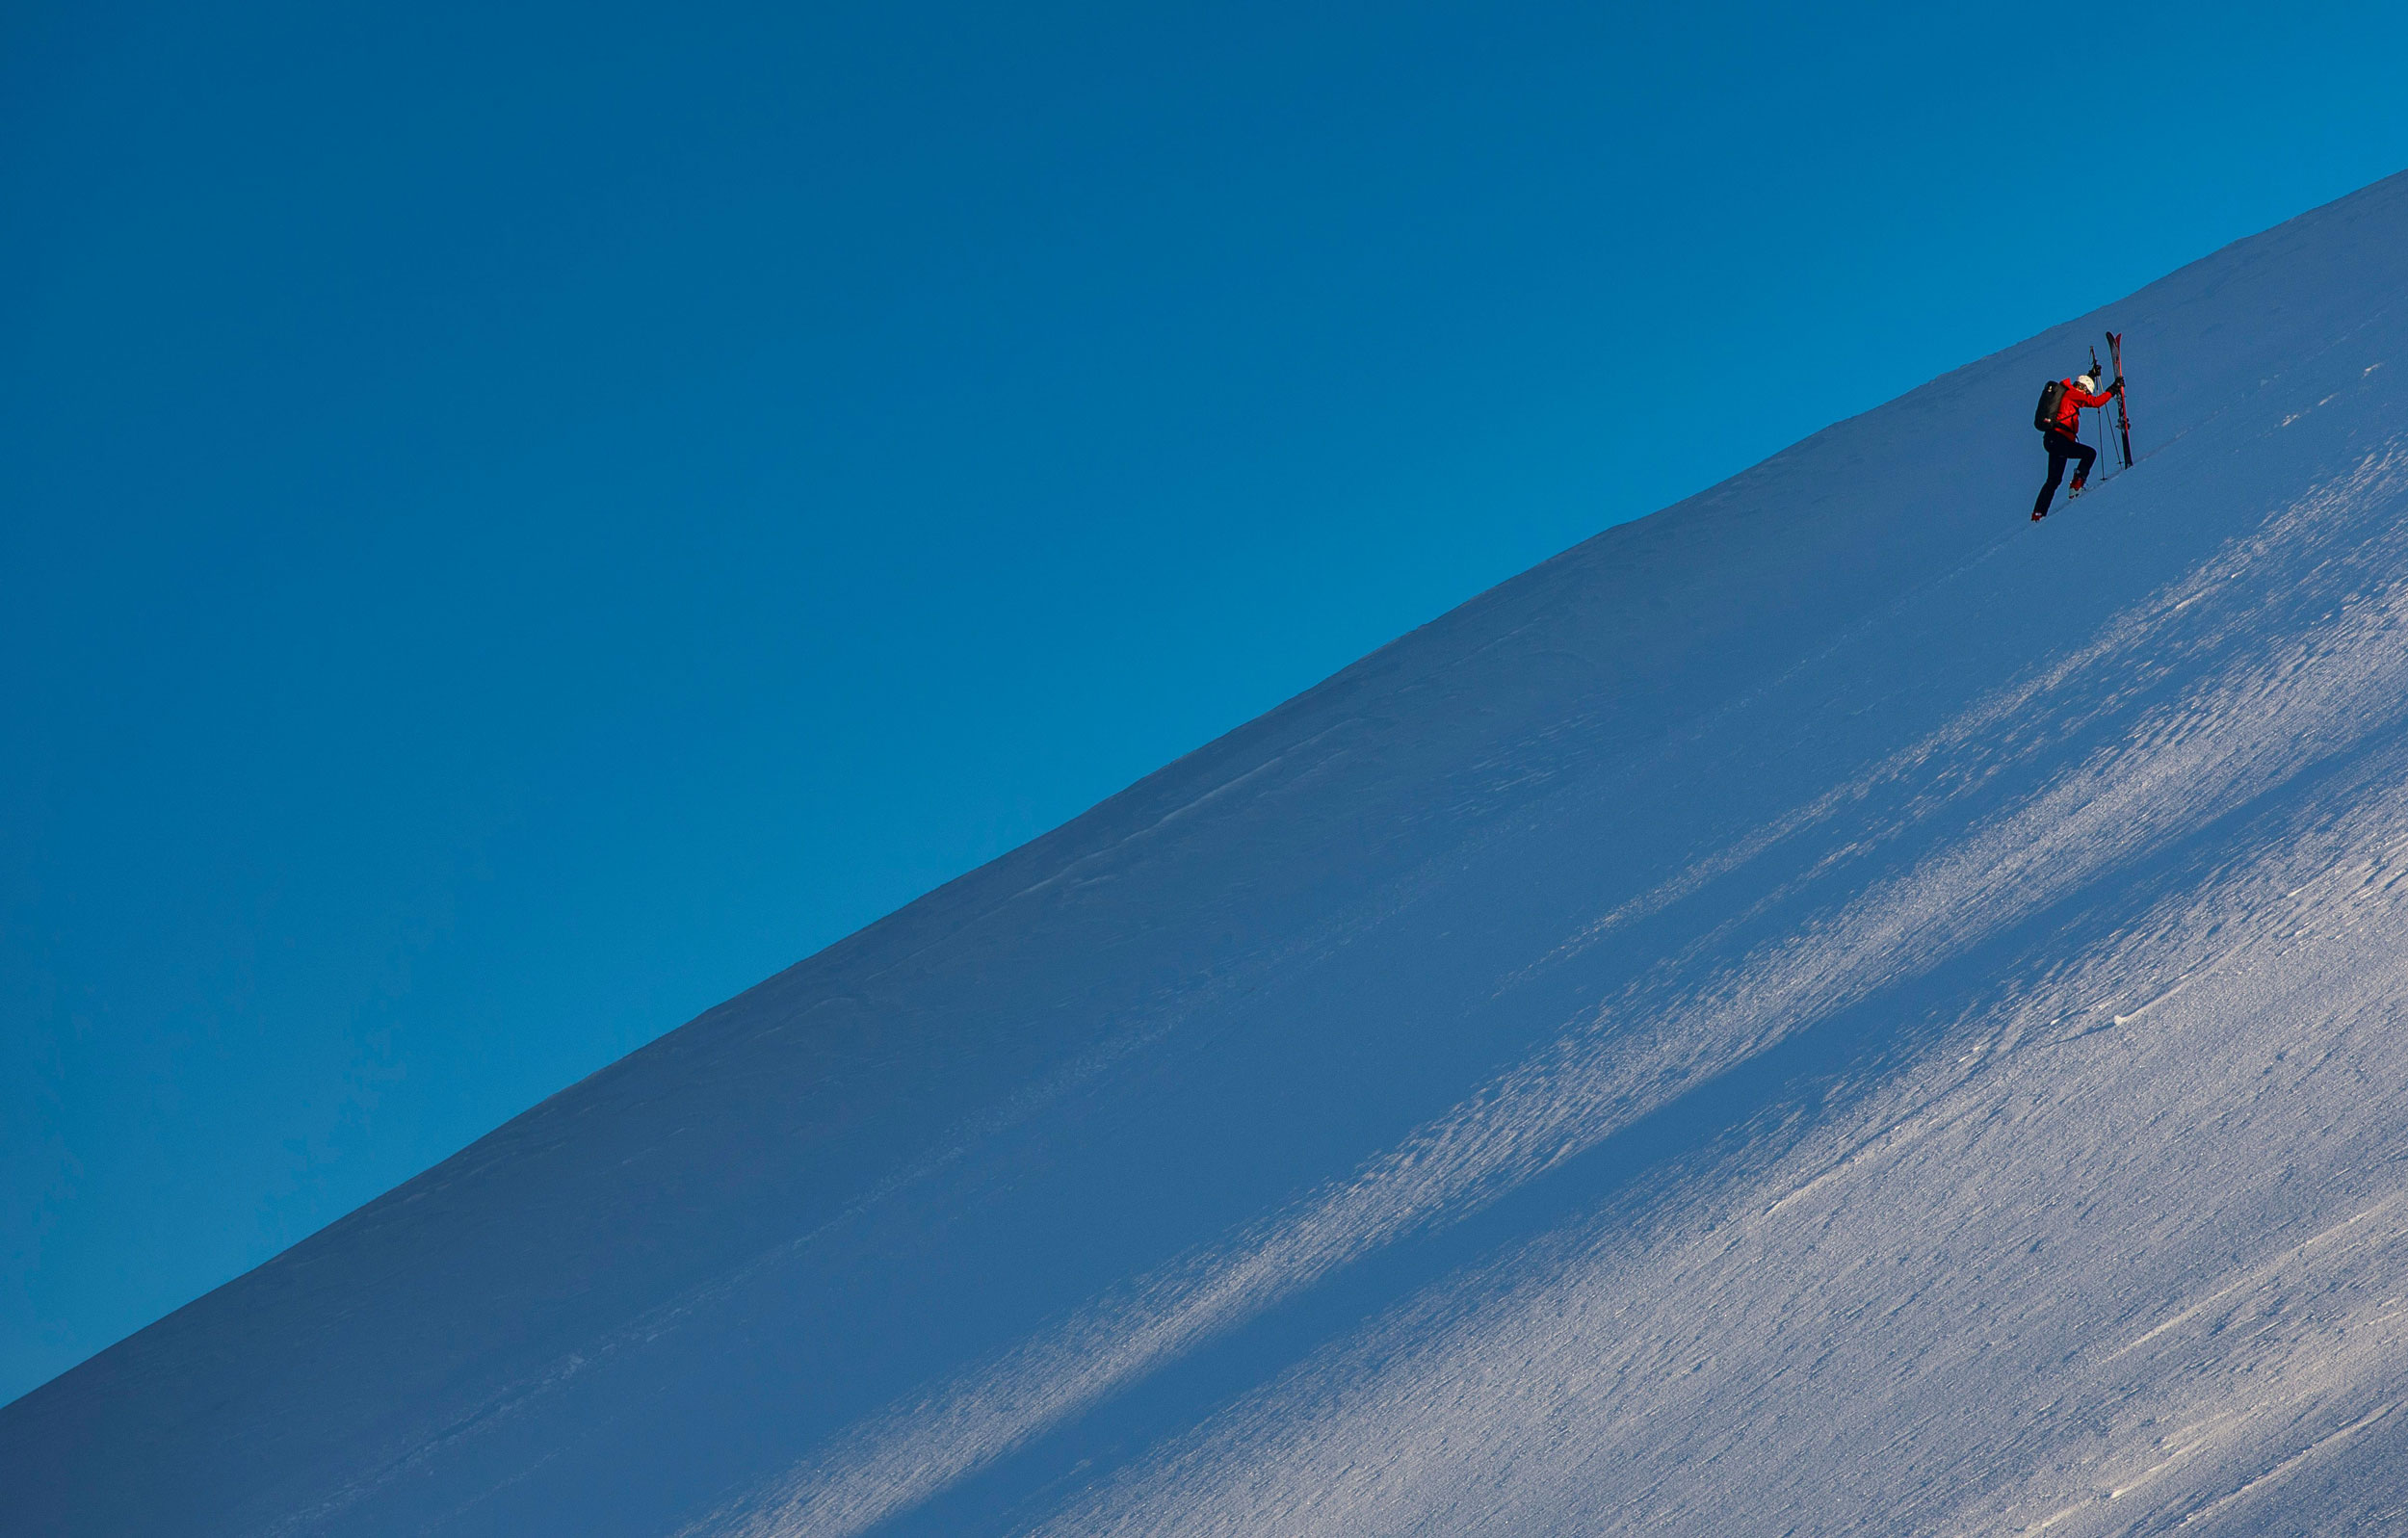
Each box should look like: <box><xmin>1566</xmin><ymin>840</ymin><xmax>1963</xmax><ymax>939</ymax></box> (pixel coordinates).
<box><xmin>13</xmin><ymin>173</ymin><xmax>2408</xmax><ymax>1538</ymax></box>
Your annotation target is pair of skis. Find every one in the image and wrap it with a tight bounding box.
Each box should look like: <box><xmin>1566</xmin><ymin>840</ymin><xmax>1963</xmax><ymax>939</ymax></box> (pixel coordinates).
<box><xmin>2065</xmin><ymin>332</ymin><xmax>2134</xmax><ymax>507</ymax></box>
<box><xmin>2102</xmin><ymin>329</ymin><xmax>2133</xmax><ymax>470</ymax></box>
<box><xmin>2074</xmin><ymin>331</ymin><xmax>2135</xmax><ymax>492</ymax></box>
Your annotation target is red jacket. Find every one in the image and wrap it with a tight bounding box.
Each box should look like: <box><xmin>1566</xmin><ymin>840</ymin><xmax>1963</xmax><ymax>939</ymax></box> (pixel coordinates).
<box><xmin>2053</xmin><ymin>379</ymin><xmax>2114</xmax><ymax>434</ymax></box>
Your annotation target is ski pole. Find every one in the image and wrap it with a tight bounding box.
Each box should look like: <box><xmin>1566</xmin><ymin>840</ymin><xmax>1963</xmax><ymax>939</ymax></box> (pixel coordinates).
<box><xmin>2089</xmin><ymin>346</ymin><xmax>2105</xmax><ymax>464</ymax></box>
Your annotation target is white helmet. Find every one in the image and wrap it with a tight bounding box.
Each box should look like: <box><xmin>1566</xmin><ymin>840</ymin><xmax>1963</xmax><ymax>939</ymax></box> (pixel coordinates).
<box><xmin>2076</xmin><ymin>374</ymin><xmax>2098</xmax><ymax>393</ymax></box>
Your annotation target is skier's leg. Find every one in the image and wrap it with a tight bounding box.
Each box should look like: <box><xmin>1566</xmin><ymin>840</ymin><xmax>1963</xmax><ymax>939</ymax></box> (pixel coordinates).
<box><xmin>2068</xmin><ymin>440</ymin><xmax>2098</xmax><ymax>492</ymax></box>
<box><xmin>2034</xmin><ymin>436</ymin><xmax>2071</xmax><ymax>518</ymax></box>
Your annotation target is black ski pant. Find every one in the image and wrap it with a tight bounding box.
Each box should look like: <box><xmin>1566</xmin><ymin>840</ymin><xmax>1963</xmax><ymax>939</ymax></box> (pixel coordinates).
<box><xmin>2034</xmin><ymin>429</ymin><xmax>2096</xmax><ymax>516</ymax></box>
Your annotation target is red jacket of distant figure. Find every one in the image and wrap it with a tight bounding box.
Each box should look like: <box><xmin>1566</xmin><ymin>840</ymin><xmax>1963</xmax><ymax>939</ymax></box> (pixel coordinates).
<box><xmin>2053</xmin><ymin>379</ymin><xmax>2115</xmax><ymax>435</ymax></box>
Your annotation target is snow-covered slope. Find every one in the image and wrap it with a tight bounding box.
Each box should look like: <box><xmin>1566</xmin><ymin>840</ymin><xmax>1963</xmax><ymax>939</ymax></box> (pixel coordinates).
<box><xmin>13</xmin><ymin>173</ymin><xmax>2408</xmax><ymax>1538</ymax></box>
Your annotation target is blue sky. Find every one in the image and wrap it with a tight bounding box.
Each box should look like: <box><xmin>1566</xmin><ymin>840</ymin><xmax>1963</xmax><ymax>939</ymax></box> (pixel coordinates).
<box><xmin>3</xmin><ymin>0</ymin><xmax>2404</xmax><ymax>1405</ymax></box>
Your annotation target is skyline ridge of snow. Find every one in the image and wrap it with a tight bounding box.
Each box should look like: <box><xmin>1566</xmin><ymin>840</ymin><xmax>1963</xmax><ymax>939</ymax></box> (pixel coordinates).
<box><xmin>9</xmin><ymin>169</ymin><xmax>2408</xmax><ymax>1538</ymax></box>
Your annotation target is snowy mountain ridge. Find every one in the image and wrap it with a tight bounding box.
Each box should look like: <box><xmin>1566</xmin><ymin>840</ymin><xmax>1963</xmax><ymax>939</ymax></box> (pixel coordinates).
<box><xmin>9</xmin><ymin>171</ymin><xmax>2408</xmax><ymax>1538</ymax></box>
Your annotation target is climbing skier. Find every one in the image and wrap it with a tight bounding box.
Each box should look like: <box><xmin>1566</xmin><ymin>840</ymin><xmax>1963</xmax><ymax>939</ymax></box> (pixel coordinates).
<box><xmin>2032</xmin><ymin>370</ymin><xmax>2122</xmax><ymax>520</ymax></box>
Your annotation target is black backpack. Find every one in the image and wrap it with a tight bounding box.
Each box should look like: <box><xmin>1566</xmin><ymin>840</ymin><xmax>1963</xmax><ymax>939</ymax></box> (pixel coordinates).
<box><xmin>2033</xmin><ymin>378</ymin><xmax>2068</xmax><ymax>431</ymax></box>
